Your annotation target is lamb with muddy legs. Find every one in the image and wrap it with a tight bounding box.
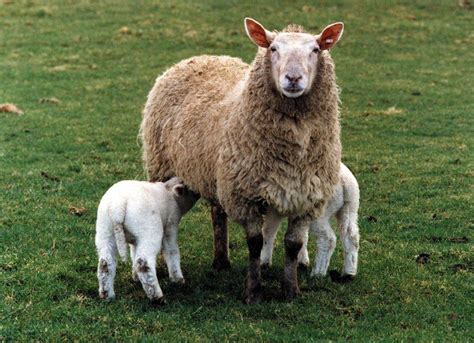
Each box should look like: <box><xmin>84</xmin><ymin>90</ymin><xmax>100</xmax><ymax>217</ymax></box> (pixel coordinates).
<box><xmin>95</xmin><ymin>178</ymin><xmax>198</xmax><ymax>303</ymax></box>
<box><xmin>261</xmin><ymin>163</ymin><xmax>360</xmax><ymax>281</ymax></box>
<box><xmin>140</xmin><ymin>18</ymin><xmax>344</xmax><ymax>303</ymax></box>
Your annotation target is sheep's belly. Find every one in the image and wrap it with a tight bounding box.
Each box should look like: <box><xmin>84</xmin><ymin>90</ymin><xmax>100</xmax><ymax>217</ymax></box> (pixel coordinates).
<box><xmin>261</xmin><ymin>178</ymin><xmax>325</xmax><ymax>217</ymax></box>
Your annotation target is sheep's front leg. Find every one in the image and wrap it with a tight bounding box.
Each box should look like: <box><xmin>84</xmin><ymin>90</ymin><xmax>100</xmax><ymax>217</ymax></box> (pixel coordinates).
<box><xmin>130</xmin><ymin>244</ymin><xmax>139</xmax><ymax>282</ymax></box>
<box><xmin>260</xmin><ymin>210</ymin><xmax>283</xmax><ymax>267</ymax></box>
<box><xmin>211</xmin><ymin>204</ymin><xmax>231</xmax><ymax>271</ymax></box>
<box><xmin>162</xmin><ymin>223</ymin><xmax>184</xmax><ymax>284</ymax></box>
<box><xmin>283</xmin><ymin>215</ymin><xmax>311</xmax><ymax>299</ymax></box>
<box><xmin>244</xmin><ymin>219</ymin><xmax>264</xmax><ymax>304</ymax></box>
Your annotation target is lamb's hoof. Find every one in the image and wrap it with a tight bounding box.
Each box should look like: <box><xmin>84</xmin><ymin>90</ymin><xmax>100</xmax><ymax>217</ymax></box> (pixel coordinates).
<box><xmin>150</xmin><ymin>296</ymin><xmax>166</xmax><ymax>306</ymax></box>
<box><xmin>99</xmin><ymin>290</ymin><xmax>115</xmax><ymax>301</ymax></box>
<box><xmin>282</xmin><ymin>282</ymin><xmax>301</xmax><ymax>301</ymax></box>
<box><xmin>132</xmin><ymin>272</ymin><xmax>139</xmax><ymax>283</ymax></box>
<box><xmin>170</xmin><ymin>277</ymin><xmax>185</xmax><ymax>285</ymax></box>
<box><xmin>329</xmin><ymin>270</ymin><xmax>355</xmax><ymax>283</ymax></box>
<box><xmin>212</xmin><ymin>257</ymin><xmax>231</xmax><ymax>272</ymax></box>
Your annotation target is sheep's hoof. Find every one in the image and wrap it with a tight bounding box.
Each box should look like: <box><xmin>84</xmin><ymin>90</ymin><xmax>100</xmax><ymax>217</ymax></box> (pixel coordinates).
<box><xmin>150</xmin><ymin>296</ymin><xmax>166</xmax><ymax>307</ymax></box>
<box><xmin>329</xmin><ymin>270</ymin><xmax>355</xmax><ymax>283</ymax></box>
<box><xmin>243</xmin><ymin>278</ymin><xmax>263</xmax><ymax>304</ymax></box>
<box><xmin>243</xmin><ymin>287</ymin><xmax>263</xmax><ymax>305</ymax></box>
<box><xmin>170</xmin><ymin>277</ymin><xmax>185</xmax><ymax>285</ymax></box>
<box><xmin>212</xmin><ymin>257</ymin><xmax>231</xmax><ymax>272</ymax></box>
<box><xmin>99</xmin><ymin>290</ymin><xmax>115</xmax><ymax>301</ymax></box>
<box><xmin>297</xmin><ymin>263</ymin><xmax>309</xmax><ymax>273</ymax></box>
<box><xmin>282</xmin><ymin>281</ymin><xmax>301</xmax><ymax>300</ymax></box>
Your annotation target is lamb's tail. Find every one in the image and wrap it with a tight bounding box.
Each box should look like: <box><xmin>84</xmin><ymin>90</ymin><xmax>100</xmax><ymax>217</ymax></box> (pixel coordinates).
<box><xmin>113</xmin><ymin>223</ymin><xmax>128</xmax><ymax>262</ymax></box>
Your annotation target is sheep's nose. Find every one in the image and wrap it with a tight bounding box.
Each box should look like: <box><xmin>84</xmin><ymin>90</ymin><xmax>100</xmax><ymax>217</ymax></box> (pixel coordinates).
<box><xmin>285</xmin><ymin>74</ymin><xmax>302</xmax><ymax>84</ymax></box>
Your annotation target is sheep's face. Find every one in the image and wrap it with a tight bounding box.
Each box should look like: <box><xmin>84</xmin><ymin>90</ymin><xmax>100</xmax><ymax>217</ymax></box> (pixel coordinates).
<box><xmin>245</xmin><ymin>18</ymin><xmax>343</xmax><ymax>99</ymax></box>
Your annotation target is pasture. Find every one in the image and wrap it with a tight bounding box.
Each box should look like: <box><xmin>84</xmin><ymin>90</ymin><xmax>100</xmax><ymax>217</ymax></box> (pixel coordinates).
<box><xmin>1</xmin><ymin>0</ymin><xmax>472</xmax><ymax>340</ymax></box>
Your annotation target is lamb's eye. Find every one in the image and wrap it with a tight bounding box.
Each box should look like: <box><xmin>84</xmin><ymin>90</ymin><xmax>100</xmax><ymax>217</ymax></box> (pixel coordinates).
<box><xmin>313</xmin><ymin>47</ymin><xmax>320</xmax><ymax>54</ymax></box>
<box><xmin>270</xmin><ymin>46</ymin><xmax>277</xmax><ymax>52</ymax></box>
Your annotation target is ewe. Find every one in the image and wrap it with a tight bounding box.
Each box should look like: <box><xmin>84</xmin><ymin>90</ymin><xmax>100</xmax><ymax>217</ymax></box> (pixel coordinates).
<box><xmin>260</xmin><ymin>163</ymin><xmax>360</xmax><ymax>278</ymax></box>
<box><xmin>95</xmin><ymin>178</ymin><xmax>198</xmax><ymax>303</ymax></box>
<box><xmin>141</xmin><ymin>18</ymin><xmax>344</xmax><ymax>303</ymax></box>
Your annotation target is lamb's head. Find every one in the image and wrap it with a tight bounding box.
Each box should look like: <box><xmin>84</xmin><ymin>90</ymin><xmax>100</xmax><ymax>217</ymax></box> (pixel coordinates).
<box><xmin>245</xmin><ymin>18</ymin><xmax>343</xmax><ymax>98</ymax></box>
<box><xmin>165</xmin><ymin>177</ymin><xmax>199</xmax><ymax>215</ymax></box>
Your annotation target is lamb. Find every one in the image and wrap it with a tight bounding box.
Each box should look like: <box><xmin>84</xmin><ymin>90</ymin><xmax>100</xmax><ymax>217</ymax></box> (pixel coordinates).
<box><xmin>140</xmin><ymin>18</ymin><xmax>344</xmax><ymax>303</ymax></box>
<box><xmin>260</xmin><ymin>163</ymin><xmax>360</xmax><ymax>279</ymax></box>
<box><xmin>95</xmin><ymin>177</ymin><xmax>198</xmax><ymax>302</ymax></box>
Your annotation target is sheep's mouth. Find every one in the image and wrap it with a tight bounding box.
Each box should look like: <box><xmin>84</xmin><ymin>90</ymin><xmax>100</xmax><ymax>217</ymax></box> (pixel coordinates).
<box><xmin>282</xmin><ymin>86</ymin><xmax>304</xmax><ymax>98</ymax></box>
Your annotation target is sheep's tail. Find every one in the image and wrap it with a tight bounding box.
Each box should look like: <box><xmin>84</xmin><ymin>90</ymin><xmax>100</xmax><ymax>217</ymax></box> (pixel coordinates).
<box><xmin>113</xmin><ymin>223</ymin><xmax>128</xmax><ymax>262</ymax></box>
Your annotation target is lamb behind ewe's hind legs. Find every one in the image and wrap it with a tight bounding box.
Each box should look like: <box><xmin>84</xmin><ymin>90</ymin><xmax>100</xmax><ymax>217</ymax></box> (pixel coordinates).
<box><xmin>261</xmin><ymin>163</ymin><xmax>360</xmax><ymax>279</ymax></box>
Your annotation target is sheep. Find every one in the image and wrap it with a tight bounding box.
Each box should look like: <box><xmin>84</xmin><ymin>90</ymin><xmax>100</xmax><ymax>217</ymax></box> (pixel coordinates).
<box><xmin>95</xmin><ymin>177</ymin><xmax>198</xmax><ymax>303</ymax></box>
<box><xmin>140</xmin><ymin>18</ymin><xmax>344</xmax><ymax>303</ymax></box>
<box><xmin>260</xmin><ymin>163</ymin><xmax>360</xmax><ymax>279</ymax></box>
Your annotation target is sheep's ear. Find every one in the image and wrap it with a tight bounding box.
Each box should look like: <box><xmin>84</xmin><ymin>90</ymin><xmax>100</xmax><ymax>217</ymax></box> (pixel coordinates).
<box><xmin>316</xmin><ymin>22</ymin><xmax>344</xmax><ymax>50</ymax></box>
<box><xmin>172</xmin><ymin>184</ymin><xmax>185</xmax><ymax>197</ymax></box>
<box><xmin>245</xmin><ymin>18</ymin><xmax>274</xmax><ymax>48</ymax></box>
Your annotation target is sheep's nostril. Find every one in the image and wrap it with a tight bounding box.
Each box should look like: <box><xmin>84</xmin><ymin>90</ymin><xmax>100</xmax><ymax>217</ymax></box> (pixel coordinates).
<box><xmin>285</xmin><ymin>74</ymin><xmax>302</xmax><ymax>84</ymax></box>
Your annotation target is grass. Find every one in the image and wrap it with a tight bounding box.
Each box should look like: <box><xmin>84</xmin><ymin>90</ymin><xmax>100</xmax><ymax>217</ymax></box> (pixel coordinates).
<box><xmin>1</xmin><ymin>0</ymin><xmax>473</xmax><ymax>341</ymax></box>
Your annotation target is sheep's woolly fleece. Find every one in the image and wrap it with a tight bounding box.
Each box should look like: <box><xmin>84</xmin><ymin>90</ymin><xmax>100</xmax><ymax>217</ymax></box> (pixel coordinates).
<box><xmin>140</xmin><ymin>24</ymin><xmax>341</xmax><ymax>223</ymax></box>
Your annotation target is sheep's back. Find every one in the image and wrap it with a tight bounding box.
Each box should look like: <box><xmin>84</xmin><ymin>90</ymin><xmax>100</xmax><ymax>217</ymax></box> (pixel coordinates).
<box><xmin>141</xmin><ymin>55</ymin><xmax>248</xmax><ymax>199</ymax></box>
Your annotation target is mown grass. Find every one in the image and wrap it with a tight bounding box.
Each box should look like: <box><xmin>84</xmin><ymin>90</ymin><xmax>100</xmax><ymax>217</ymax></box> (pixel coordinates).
<box><xmin>1</xmin><ymin>0</ymin><xmax>473</xmax><ymax>341</ymax></box>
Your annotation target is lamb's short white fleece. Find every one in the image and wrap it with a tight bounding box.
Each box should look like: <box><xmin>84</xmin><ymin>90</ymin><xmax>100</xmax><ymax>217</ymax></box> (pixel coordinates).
<box><xmin>95</xmin><ymin>177</ymin><xmax>198</xmax><ymax>302</ymax></box>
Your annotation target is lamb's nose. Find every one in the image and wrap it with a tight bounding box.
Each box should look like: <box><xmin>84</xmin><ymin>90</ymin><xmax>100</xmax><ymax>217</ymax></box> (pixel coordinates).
<box><xmin>285</xmin><ymin>74</ymin><xmax>302</xmax><ymax>84</ymax></box>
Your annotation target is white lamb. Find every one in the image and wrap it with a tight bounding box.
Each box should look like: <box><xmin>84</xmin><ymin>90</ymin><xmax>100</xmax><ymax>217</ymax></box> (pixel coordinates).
<box><xmin>260</xmin><ymin>163</ymin><xmax>360</xmax><ymax>278</ymax></box>
<box><xmin>95</xmin><ymin>177</ymin><xmax>198</xmax><ymax>303</ymax></box>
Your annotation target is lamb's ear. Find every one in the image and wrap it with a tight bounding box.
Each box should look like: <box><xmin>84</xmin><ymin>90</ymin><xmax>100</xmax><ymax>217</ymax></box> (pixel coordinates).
<box><xmin>244</xmin><ymin>17</ymin><xmax>274</xmax><ymax>48</ymax></box>
<box><xmin>172</xmin><ymin>184</ymin><xmax>185</xmax><ymax>197</ymax></box>
<box><xmin>316</xmin><ymin>22</ymin><xmax>344</xmax><ymax>50</ymax></box>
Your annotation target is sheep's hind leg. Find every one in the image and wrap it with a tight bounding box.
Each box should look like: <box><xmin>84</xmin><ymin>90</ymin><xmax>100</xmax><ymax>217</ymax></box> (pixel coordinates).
<box><xmin>283</xmin><ymin>216</ymin><xmax>311</xmax><ymax>300</ymax></box>
<box><xmin>97</xmin><ymin>241</ymin><xmax>118</xmax><ymax>300</ymax></box>
<box><xmin>297</xmin><ymin>228</ymin><xmax>310</xmax><ymax>269</ymax></box>
<box><xmin>260</xmin><ymin>210</ymin><xmax>283</xmax><ymax>268</ymax></box>
<box><xmin>134</xmin><ymin>241</ymin><xmax>164</xmax><ymax>304</ymax></box>
<box><xmin>244</xmin><ymin>219</ymin><xmax>264</xmax><ymax>304</ymax></box>
<box><xmin>310</xmin><ymin>219</ymin><xmax>337</xmax><ymax>277</ymax></box>
<box><xmin>338</xmin><ymin>210</ymin><xmax>360</xmax><ymax>278</ymax></box>
<box><xmin>211</xmin><ymin>204</ymin><xmax>231</xmax><ymax>271</ymax></box>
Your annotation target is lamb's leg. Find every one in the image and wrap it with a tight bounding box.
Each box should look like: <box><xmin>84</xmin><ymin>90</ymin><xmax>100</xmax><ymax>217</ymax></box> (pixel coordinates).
<box><xmin>134</xmin><ymin>240</ymin><xmax>164</xmax><ymax>303</ymax></box>
<box><xmin>130</xmin><ymin>244</ymin><xmax>138</xmax><ymax>282</ymax></box>
<box><xmin>244</xmin><ymin>219</ymin><xmax>264</xmax><ymax>304</ymax></box>
<box><xmin>96</xmin><ymin>239</ymin><xmax>118</xmax><ymax>300</ymax></box>
<box><xmin>162</xmin><ymin>224</ymin><xmax>184</xmax><ymax>284</ymax></box>
<box><xmin>211</xmin><ymin>204</ymin><xmax>231</xmax><ymax>271</ymax></box>
<box><xmin>310</xmin><ymin>219</ymin><xmax>337</xmax><ymax>277</ymax></box>
<box><xmin>283</xmin><ymin>215</ymin><xmax>311</xmax><ymax>299</ymax></box>
<box><xmin>297</xmin><ymin>229</ymin><xmax>310</xmax><ymax>268</ymax></box>
<box><xmin>260</xmin><ymin>210</ymin><xmax>283</xmax><ymax>267</ymax></box>
<box><xmin>338</xmin><ymin>209</ymin><xmax>360</xmax><ymax>277</ymax></box>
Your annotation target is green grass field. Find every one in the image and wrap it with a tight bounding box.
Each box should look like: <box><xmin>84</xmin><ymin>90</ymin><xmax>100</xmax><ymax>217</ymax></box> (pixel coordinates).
<box><xmin>1</xmin><ymin>0</ymin><xmax>473</xmax><ymax>341</ymax></box>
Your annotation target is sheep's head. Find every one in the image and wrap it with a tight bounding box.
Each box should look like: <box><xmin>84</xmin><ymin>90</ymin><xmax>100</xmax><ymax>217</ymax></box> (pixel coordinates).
<box><xmin>245</xmin><ymin>18</ymin><xmax>343</xmax><ymax>98</ymax></box>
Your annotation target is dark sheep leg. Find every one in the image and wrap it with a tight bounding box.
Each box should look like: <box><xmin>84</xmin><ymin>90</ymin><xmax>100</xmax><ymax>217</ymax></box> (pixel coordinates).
<box><xmin>211</xmin><ymin>204</ymin><xmax>231</xmax><ymax>271</ymax></box>
<box><xmin>283</xmin><ymin>215</ymin><xmax>311</xmax><ymax>300</ymax></box>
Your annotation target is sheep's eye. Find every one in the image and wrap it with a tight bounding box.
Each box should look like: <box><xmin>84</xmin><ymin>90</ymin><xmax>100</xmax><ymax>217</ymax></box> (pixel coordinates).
<box><xmin>313</xmin><ymin>47</ymin><xmax>320</xmax><ymax>53</ymax></box>
<box><xmin>270</xmin><ymin>46</ymin><xmax>277</xmax><ymax>52</ymax></box>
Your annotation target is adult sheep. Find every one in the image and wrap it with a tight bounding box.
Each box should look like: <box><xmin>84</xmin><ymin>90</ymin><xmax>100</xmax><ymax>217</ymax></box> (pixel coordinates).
<box><xmin>140</xmin><ymin>18</ymin><xmax>344</xmax><ymax>303</ymax></box>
